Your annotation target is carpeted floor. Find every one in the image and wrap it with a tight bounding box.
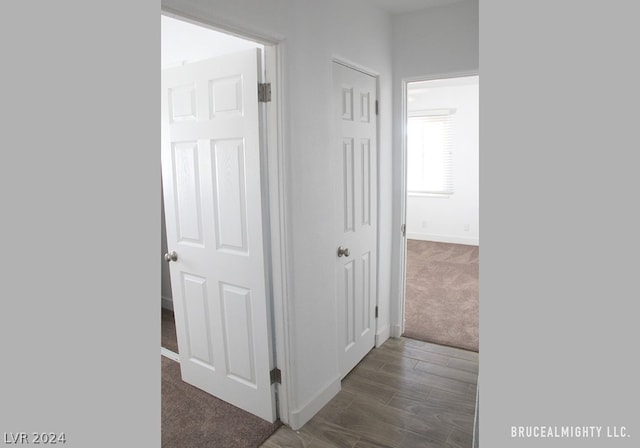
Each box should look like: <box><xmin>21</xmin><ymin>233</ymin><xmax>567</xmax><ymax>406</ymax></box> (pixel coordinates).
<box><xmin>404</xmin><ymin>239</ymin><xmax>479</xmax><ymax>352</ymax></box>
<box><xmin>162</xmin><ymin>356</ymin><xmax>282</xmax><ymax>448</ymax></box>
<box><xmin>161</xmin><ymin>307</ymin><xmax>179</xmax><ymax>354</ymax></box>
<box><xmin>161</xmin><ymin>307</ymin><xmax>281</xmax><ymax>447</ymax></box>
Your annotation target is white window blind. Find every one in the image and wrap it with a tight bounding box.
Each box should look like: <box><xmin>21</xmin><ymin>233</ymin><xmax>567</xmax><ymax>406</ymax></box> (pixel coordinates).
<box><xmin>407</xmin><ymin>113</ymin><xmax>453</xmax><ymax>195</ymax></box>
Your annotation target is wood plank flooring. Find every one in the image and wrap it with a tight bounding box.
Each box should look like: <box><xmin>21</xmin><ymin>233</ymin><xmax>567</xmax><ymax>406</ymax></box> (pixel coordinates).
<box><xmin>261</xmin><ymin>337</ymin><xmax>478</xmax><ymax>448</ymax></box>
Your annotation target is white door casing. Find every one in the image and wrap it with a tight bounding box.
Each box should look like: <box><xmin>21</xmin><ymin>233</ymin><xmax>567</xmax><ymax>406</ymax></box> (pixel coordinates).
<box><xmin>161</xmin><ymin>49</ymin><xmax>276</xmax><ymax>422</ymax></box>
<box><xmin>333</xmin><ymin>61</ymin><xmax>378</xmax><ymax>378</ymax></box>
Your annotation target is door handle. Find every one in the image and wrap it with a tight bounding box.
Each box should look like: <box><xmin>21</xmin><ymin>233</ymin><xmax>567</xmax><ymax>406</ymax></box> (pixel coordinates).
<box><xmin>164</xmin><ymin>251</ymin><xmax>178</xmax><ymax>262</ymax></box>
<box><xmin>337</xmin><ymin>246</ymin><xmax>350</xmax><ymax>258</ymax></box>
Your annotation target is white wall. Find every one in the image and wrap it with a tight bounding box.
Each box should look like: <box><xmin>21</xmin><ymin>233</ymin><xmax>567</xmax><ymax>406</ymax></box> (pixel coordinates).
<box><xmin>406</xmin><ymin>76</ymin><xmax>479</xmax><ymax>245</ymax></box>
<box><xmin>162</xmin><ymin>0</ymin><xmax>393</xmax><ymax>429</ymax></box>
<box><xmin>391</xmin><ymin>0</ymin><xmax>479</xmax><ymax>80</ymax></box>
<box><xmin>390</xmin><ymin>0</ymin><xmax>479</xmax><ymax>336</ymax></box>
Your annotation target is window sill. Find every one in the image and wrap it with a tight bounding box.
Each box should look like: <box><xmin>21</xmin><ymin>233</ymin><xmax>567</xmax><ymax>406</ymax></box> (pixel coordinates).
<box><xmin>408</xmin><ymin>192</ymin><xmax>451</xmax><ymax>198</ymax></box>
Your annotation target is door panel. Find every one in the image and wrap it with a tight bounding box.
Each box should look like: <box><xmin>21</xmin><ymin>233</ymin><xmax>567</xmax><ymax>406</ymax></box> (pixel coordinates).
<box><xmin>182</xmin><ymin>273</ymin><xmax>213</xmax><ymax>366</ymax></box>
<box><xmin>343</xmin><ymin>138</ymin><xmax>355</xmax><ymax>232</ymax></box>
<box><xmin>220</xmin><ymin>283</ymin><xmax>255</xmax><ymax>385</ymax></box>
<box><xmin>173</xmin><ymin>142</ymin><xmax>203</xmax><ymax>244</ymax></box>
<box><xmin>333</xmin><ymin>62</ymin><xmax>378</xmax><ymax>378</ymax></box>
<box><xmin>212</xmin><ymin>139</ymin><xmax>248</xmax><ymax>253</ymax></box>
<box><xmin>343</xmin><ymin>259</ymin><xmax>356</xmax><ymax>350</ymax></box>
<box><xmin>161</xmin><ymin>49</ymin><xmax>276</xmax><ymax>422</ymax></box>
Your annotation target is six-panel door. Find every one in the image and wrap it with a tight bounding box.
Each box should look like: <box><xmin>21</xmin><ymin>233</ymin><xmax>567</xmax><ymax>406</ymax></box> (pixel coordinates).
<box><xmin>333</xmin><ymin>61</ymin><xmax>378</xmax><ymax>378</ymax></box>
<box><xmin>161</xmin><ymin>49</ymin><xmax>276</xmax><ymax>422</ymax></box>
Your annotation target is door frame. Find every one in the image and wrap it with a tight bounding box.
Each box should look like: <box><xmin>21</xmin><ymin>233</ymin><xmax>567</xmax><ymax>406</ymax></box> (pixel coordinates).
<box><xmin>392</xmin><ymin>71</ymin><xmax>479</xmax><ymax>338</ymax></box>
<box><xmin>331</xmin><ymin>55</ymin><xmax>381</xmax><ymax>349</ymax></box>
<box><xmin>161</xmin><ymin>8</ymin><xmax>292</xmax><ymax>425</ymax></box>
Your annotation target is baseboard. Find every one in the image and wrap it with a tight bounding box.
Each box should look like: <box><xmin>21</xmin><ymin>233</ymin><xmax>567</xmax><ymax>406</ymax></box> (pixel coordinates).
<box><xmin>407</xmin><ymin>232</ymin><xmax>479</xmax><ymax>246</ymax></box>
<box><xmin>288</xmin><ymin>375</ymin><xmax>341</xmax><ymax>430</ymax></box>
<box><xmin>161</xmin><ymin>296</ymin><xmax>174</xmax><ymax>311</ymax></box>
<box><xmin>375</xmin><ymin>324</ymin><xmax>390</xmax><ymax>347</ymax></box>
<box><xmin>472</xmin><ymin>381</ymin><xmax>479</xmax><ymax>448</ymax></box>
<box><xmin>391</xmin><ymin>324</ymin><xmax>403</xmax><ymax>339</ymax></box>
<box><xmin>161</xmin><ymin>347</ymin><xmax>180</xmax><ymax>362</ymax></box>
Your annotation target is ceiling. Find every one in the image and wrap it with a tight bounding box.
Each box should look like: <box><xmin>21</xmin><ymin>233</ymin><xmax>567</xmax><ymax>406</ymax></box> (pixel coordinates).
<box><xmin>366</xmin><ymin>0</ymin><xmax>466</xmax><ymax>15</ymax></box>
<box><xmin>161</xmin><ymin>0</ymin><xmax>469</xmax><ymax>67</ymax></box>
<box><xmin>162</xmin><ymin>15</ymin><xmax>262</xmax><ymax>68</ymax></box>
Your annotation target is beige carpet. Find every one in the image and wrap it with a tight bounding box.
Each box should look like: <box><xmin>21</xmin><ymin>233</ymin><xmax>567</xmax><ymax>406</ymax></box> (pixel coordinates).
<box><xmin>404</xmin><ymin>240</ymin><xmax>479</xmax><ymax>352</ymax></box>
<box><xmin>162</xmin><ymin>356</ymin><xmax>281</xmax><ymax>448</ymax></box>
<box><xmin>161</xmin><ymin>308</ymin><xmax>281</xmax><ymax>447</ymax></box>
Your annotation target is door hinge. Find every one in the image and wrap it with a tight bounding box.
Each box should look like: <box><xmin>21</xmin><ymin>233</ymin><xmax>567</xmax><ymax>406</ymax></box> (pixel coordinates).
<box><xmin>401</xmin><ymin>224</ymin><xmax>406</xmax><ymax>237</ymax></box>
<box><xmin>258</xmin><ymin>83</ymin><xmax>271</xmax><ymax>102</ymax></box>
<box><xmin>375</xmin><ymin>306</ymin><xmax>379</xmax><ymax>318</ymax></box>
<box><xmin>270</xmin><ymin>367</ymin><xmax>281</xmax><ymax>384</ymax></box>
<box><xmin>375</xmin><ymin>99</ymin><xmax>379</xmax><ymax>115</ymax></box>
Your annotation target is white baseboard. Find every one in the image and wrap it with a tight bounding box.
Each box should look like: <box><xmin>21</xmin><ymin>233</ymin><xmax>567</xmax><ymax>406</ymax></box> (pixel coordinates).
<box><xmin>161</xmin><ymin>347</ymin><xmax>179</xmax><ymax>362</ymax></box>
<box><xmin>407</xmin><ymin>232</ymin><xmax>479</xmax><ymax>246</ymax></box>
<box><xmin>472</xmin><ymin>380</ymin><xmax>479</xmax><ymax>448</ymax></box>
<box><xmin>288</xmin><ymin>375</ymin><xmax>341</xmax><ymax>430</ymax></box>
<box><xmin>391</xmin><ymin>324</ymin><xmax>403</xmax><ymax>339</ymax></box>
<box><xmin>375</xmin><ymin>324</ymin><xmax>390</xmax><ymax>347</ymax></box>
<box><xmin>161</xmin><ymin>296</ymin><xmax>174</xmax><ymax>311</ymax></box>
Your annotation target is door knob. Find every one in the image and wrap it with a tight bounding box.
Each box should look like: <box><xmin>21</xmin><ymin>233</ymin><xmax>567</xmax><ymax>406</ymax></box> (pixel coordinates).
<box><xmin>164</xmin><ymin>251</ymin><xmax>178</xmax><ymax>262</ymax></box>
<box><xmin>337</xmin><ymin>246</ymin><xmax>350</xmax><ymax>257</ymax></box>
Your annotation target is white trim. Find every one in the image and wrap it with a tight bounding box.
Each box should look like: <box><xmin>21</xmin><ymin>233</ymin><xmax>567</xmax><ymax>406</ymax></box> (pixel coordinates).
<box><xmin>264</xmin><ymin>42</ymin><xmax>293</xmax><ymax>426</ymax></box>
<box><xmin>161</xmin><ymin>347</ymin><xmax>180</xmax><ymax>362</ymax></box>
<box><xmin>331</xmin><ymin>56</ymin><xmax>380</xmax><ymax>78</ymax></box>
<box><xmin>394</xmin><ymin>79</ymin><xmax>409</xmax><ymax>339</ymax></box>
<box><xmin>161</xmin><ymin>295</ymin><xmax>173</xmax><ymax>311</ymax></box>
<box><xmin>161</xmin><ymin>7</ymin><xmax>291</xmax><ymax>425</ymax></box>
<box><xmin>407</xmin><ymin>233</ymin><xmax>479</xmax><ymax>246</ymax></box>
<box><xmin>288</xmin><ymin>376</ymin><xmax>341</xmax><ymax>431</ymax></box>
<box><xmin>375</xmin><ymin>324</ymin><xmax>390</xmax><ymax>348</ymax></box>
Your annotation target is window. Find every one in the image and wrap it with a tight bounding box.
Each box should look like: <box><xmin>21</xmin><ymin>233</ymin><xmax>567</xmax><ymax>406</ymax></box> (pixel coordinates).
<box><xmin>407</xmin><ymin>111</ymin><xmax>453</xmax><ymax>195</ymax></box>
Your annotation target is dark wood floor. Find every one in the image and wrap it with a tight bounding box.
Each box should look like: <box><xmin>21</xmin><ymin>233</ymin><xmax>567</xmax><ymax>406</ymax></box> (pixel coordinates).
<box><xmin>262</xmin><ymin>337</ymin><xmax>478</xmax><ymax>448</ymax></box>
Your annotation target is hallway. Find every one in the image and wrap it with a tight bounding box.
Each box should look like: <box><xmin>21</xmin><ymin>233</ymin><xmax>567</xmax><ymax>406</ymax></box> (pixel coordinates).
<box><xmin>263</xmin><ymin>337</ymin><xmax>478</xmax><ymax>447</ymax></box>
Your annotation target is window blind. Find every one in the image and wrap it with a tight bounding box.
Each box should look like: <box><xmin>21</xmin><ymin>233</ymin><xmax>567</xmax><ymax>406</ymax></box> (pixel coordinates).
<box><xmin>407</xmin><ymin>114</ymin><xmax>453</xmax><ymax>195</ymax></box>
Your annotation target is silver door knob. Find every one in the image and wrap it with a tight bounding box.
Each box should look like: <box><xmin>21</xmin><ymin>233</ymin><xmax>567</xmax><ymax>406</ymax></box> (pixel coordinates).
<box><xmin>337</xmin><ymin>246</ymin><xmax>350</xmax><ymax>257</ymax></box>
<box><xmin>164</xmin><ymin>251</ymin><xmax>178</xmax><ymax>262</ymax></box>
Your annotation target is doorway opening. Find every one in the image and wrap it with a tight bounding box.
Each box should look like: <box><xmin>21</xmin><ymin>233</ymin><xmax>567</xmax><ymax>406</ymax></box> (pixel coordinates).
<box><xmin>160</xmin><ymin>14</ymin><xmax>265</xmax><ymax>361</ymax></box>
<box><xmin>160</xmin><ymin>11</ymin><xmax>289</xmax><ymax>429</ymax></box>
<box><xmin>401</xmin><ymin>75</ymin><xmax>479</xmax><ymax>352</ymax></box>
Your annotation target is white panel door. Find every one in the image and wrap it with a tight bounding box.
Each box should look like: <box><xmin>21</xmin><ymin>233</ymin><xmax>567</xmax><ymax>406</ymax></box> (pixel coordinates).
<box><xmin>333</xmin><ymin>62</ymin><xmax>378</xmax><ymax>378</ymax></box>
<box><xmin>161</xmin><ymin>49</ymin><xmax>276</xmax><ymax>422</ymax></box>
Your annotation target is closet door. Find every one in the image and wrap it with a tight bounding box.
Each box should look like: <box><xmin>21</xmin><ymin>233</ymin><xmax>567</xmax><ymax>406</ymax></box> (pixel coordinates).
<box><xmin>333</xmin><ymin>61</ymin><xmax>378</xmax><ymax>378</ymax></box>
